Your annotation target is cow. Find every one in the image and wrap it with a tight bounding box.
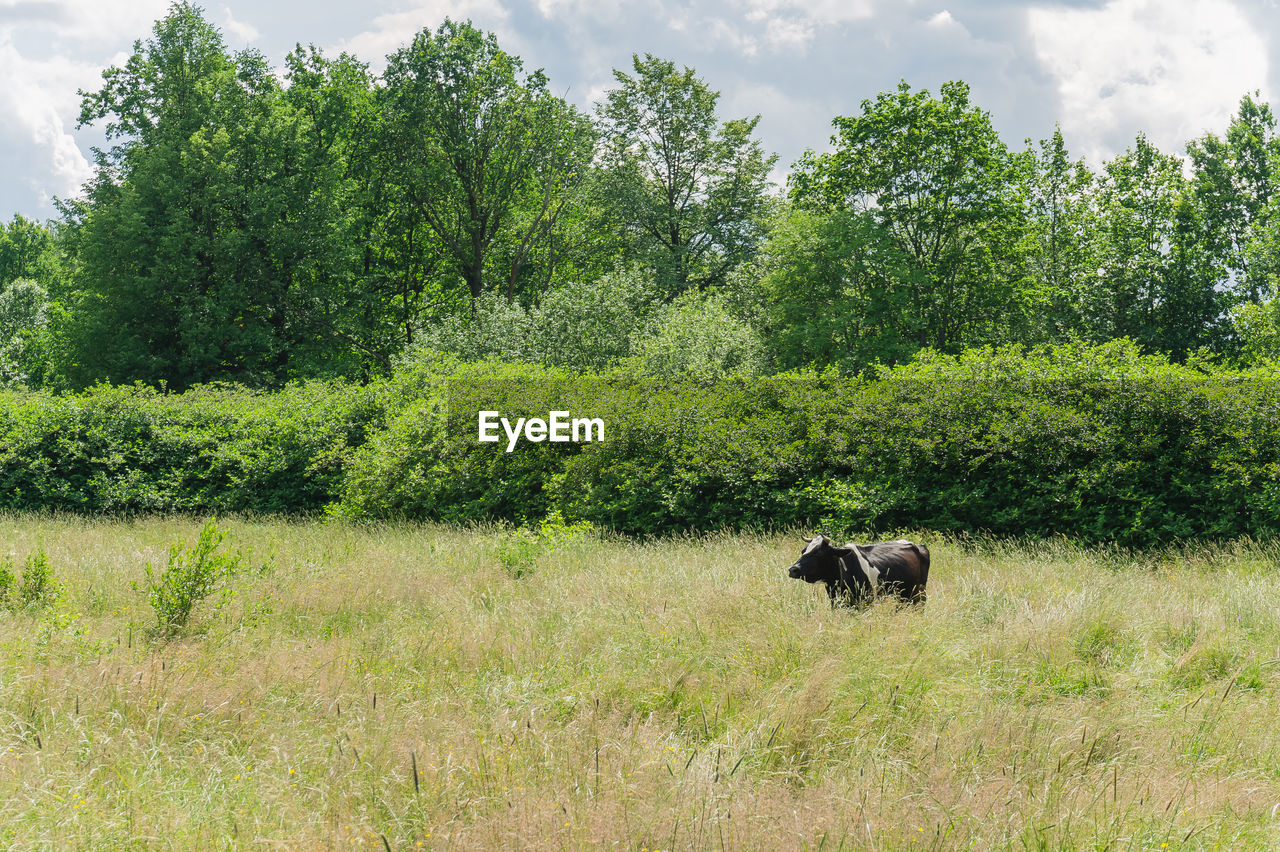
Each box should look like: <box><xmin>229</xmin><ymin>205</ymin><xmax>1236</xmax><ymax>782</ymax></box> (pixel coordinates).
<box><xmin>786</xmin><ymin>534</ymin><xmax>929</xmax><ymax>607</ymax></box>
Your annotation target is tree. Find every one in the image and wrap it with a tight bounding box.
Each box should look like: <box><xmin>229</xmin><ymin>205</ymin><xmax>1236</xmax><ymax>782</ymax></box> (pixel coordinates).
<box><xmin>67</xmin><ymin>4</ymin><xmax>297</xmax><ymax>387</ymax></box>
<box><xmin>790</xmin><ymin>80</ymin><xmax>1030</xmax><ymax>352</ymax></box>
<box><xmin>379</xmin><ymin>20</ymin><xmax>593</xmax><ymax>306</ymax></box>
<box><xmin>1231</xmin><ymin>297</ymin><xmax>1280</xmax><ymax>363</ymax></box>
<box><xmin>0</xmin><ymin>216</ymin><xmax>59</xmax><ymax>289</ymax></box>
<box><xmin>1023</xmin><ymin>127</ymin><xmax>1096</xmax><ymax>341</ymax></box>
<box><xmin>759</xmin><ymin>205</ymin><xmax>916</xmax><ymax>371</ymax></box>
<box><xmin>1087</xmin><ymin>134</ymin><xmax>1226</xmax><ymax>358</ymax></box>
<box><xmin>632</xmin><ymin>289</ymin><xmax>766</xmax><ymax>382</ymax></box>
<box><xmin>65</xmin><ymin>4</ymin><xmax>402</xmax><ymax>387</ymax></box>
<box><xmin>596</xmin><ymin>54</ymin><xmax>776</xmax><ymax>295</ymax></box>
<box><xmin>418</xmin><ymin>266</ymin><xmax>657</xmax><ymax>370</ymax></box>
<box><xmin>275</xmin><ymin>45</ymin><xmax>404</xmax><ymax>375</ymax></box>
<box><xmin>0</xmin><ymin>280</ymin><xmax>49</xmax><ymax>387</ymax></box>
<box><xmin>1188</xmin><ymin>92</ymin><xmax>1280</xmax><ymax>300</ymax></box>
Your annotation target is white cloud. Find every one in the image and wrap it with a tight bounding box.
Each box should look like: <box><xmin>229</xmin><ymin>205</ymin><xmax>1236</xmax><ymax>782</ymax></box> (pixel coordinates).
<box><xmin>734</xmin><ymin>0</ymin><xmax>877</xmax><ymax>25</ymax></box>
<box><xmin>222</xmin><ymin>5</ymin><xmax>260</xmax><ymax>44</ymax></box>
<box><xmin>713</xmin><ymin>0</ymin><xmax>880</xmax><ymax>55</ymax></box>
<box><xmin>706</xmin><ymin>16</ymin><xmax>759</xmax><ymax>56</ymax></box>
<box><xmin>927</xmin><ymin>9</ymin><xmax>957</xmax><ymax>28</ymax></box>
<box><xmin>0</xmin><ymin>0</ymin><xmax>172</xmax><ymax>213</ymax></box>
<box><xmin>1028</xmin><ymin>0</ymin><xmax>1268</xmax><ymax>163</ymax></box>
<box><xmin>0</xmin><ymin>43</ymin><xmax>93</xmax><ymax>205</ymax></box>
<box><xmin>760</xmin><ymin>15</ymin><xmax>812</xmax><ymax>52</ymax></box>
<box><xmin>525</xmin><ymin>0</ymin><xmax>881</xmax><ymax>60</ymax></box>
<box><xmin>4</xmin><ymin>0</ymin><xmax>172</xmax><ymax>48</ymax></box>
<box><xmin>335</xmin><ymin>0</ymin><xmax>510</xmax><ymax>65</ymax></box>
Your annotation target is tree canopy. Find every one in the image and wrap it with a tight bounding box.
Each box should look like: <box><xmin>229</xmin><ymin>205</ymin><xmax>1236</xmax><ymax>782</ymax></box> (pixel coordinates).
<box><xmin>7</xmin><ymin>4</ymin><xmax>1280</xmax><ymax>390</ymax></box>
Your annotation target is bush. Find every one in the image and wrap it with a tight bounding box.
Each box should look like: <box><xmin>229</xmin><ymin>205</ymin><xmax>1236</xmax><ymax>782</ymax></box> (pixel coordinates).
<box><xmin>0</xmin><ymin>379</ymin><xmax>378</xmax><ymax>514</ymax></box>
<box><xmin>1232</xmin><ymin>298</ymin><xmax>1280</xmax><ymax>365</ymax></box>
<box><xmin>142</xmin><ymin>519</ymin><xmax>243</xmax><ymax>637</ymax></box>
<box><xmin>0</xmin><ymin>279</ymin><xmax>49</xmax><ymax>388</ymax></box>
<box><xmin>0</xmin><ymin>556</ymin><xmax>13</xmax><ymax>603</ymax></box>
<box><xmin>415</xmin><ymin>266</ymin><xmax>658</xmax><ymax>371</ymax></box>
<box><xmin>338</xmin><ymin>340</ymin><xmax>1280</xmax><ymax>545</ymax></box>
<box><xmin>632</xmin><ymin>290</ymin><xmax>767</xmax><ymax>382</ymax></box>
<box><xmin>17</xmin><ymin>549</ymin><xmax>55</xmax><ymax>608</ymax></box>
<box><xmin>8</xmin><ymin>339</ymin><xmax>1280</xmax><ymax>545</ymax></box>
<box><xmin>0</xmin><ymin>548</ymin><xmax>56</xmax><ymax>610</ymax></box>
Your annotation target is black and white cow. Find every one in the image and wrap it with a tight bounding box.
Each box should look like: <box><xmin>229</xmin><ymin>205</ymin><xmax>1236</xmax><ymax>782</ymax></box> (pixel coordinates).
<box><xmin>786</xmin><ymin>535</ymin><xmax>929</xmax><ymax>606</ymax></box>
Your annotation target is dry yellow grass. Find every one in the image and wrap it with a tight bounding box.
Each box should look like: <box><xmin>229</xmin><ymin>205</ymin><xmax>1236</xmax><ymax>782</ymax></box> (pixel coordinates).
<box><xmin>2</xmin><ymin>516</ymin><xmax>1280</xmax><ymax>849</ymax></box>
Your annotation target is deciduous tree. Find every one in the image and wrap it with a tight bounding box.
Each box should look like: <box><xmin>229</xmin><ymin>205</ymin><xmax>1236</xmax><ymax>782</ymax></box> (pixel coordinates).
<box><xmin>790</xmin><ymin>80</ymin><xmax>1029</xmax><ymax>352</ymax></box>
<box><xmin>379</xmin><ymin>20</ymin><xmax>593</xmax><ymax>306</ymax></box>
<box><xmin>596</xmin><ymin>54</ymin><xmax>776</xmax><ymax>295</ymax></box>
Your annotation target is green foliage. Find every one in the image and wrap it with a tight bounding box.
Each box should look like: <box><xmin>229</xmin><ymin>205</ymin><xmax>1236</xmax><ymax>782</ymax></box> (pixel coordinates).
<box><xmin>1089</xmin><ymin>134</ymin><xmax>1228</xmax><ymax>357</ymax></box>
<box><xmin>18</xmin><ymin>549</ymin><xmax>55</xmax><ymax>609</ymax></box>
<box><xmin>68</xmin><ymin>4</ymin><xmax>291</xmax><ymax>387</ymax></box>
<box><xmin>0</xmin><ymin>548</ymin><xmax>56</xmax><ymax>610</ymax></box>
<box><xmin>1190</xmin><ymin>92</ymin><xmax>1280</xmax><ymax>301</ymax></box>
<box><xmin>336</xmin><ymin>341</ymin><xmax>1280</xmax><ymax>545</ymax></box>
<box><xmin>335</xmin><ymin>361</ymin><xmax>593</xmax><ymax>523</ymax></box>
<box><xmin>419</xmin><ymin>266</ymin><xmax>658</xmax><ymax>370</ymax></box>
<box><xmin>495</xmin><ymin>527</ymin><xmax>542</xmax><ymax>578</ymax></box>
<box><xmin>0</xmin><ymin>556</ymin><xmax>13</xmax><ymax>603</ymax></box>
<box><xmin>420</xmin><ymin>291</ymin><xmax>540</xmax><ymax>364</ymax></box>
<box><xmin>530</xmin><ymin>269</ymin><xmax>657</xmax><ymax>370</ymax></box>
<box><xmin>790</xmin><ymin>80</ymin><xmax>1029</xmax><ymax>351</ymax></box>
<box><xmin>9</xmin><ymin>342</ymin><xmax>1280</xmax><ymax>545</ymax></box>
<box><xmin>40</xmin><ymin>5</ymin><xmax>1280</xmax><ymax>386</ymax></box>
<box><xmin>64</xmin><ymin>5</ymin><xmax>411</xmax><ymax>387</ymax></box>
<box><xmin>141</xmin><ymin>519</ymin><xmax>242</xmax><ymax>637</ymax></box>
<box><xmin>631</xmin><ymin>289</ymin><xmax>766</xmax><ymax>381</ymax></box>
<box><xmin>0</xmin><ymin>215</ymin><xmax>60</xmax><ymax>291</ymax></box>
<box><xmin>0</xmin><ymin>379</ymin><xmax>377</xmax><ymax>514</ymax></box>
<box><xmin>1022</xmin><ymin>127</ymin><xmax>1097</xmax><ymax>342</ymax></box>
<box><xmin>495</xmin><ymin>510</ymin><xmax>597</xmax><ymax>578</ymax></box>
<box><xmin>1232</xmin><ymin>297</ymin><xmax>1280</xmax><ymax>363</ymax></box>
<box><xmin>759</xmin><ymin>205</ymin><xmax>916</xmax><ymax>371</ymax></box>
<box><xmin>380</xmin><ymin>19</ymin><xmax>594</xmax><ymax>304</ymax></box>
<box><xmin>0</xmin><ymin>279</ymin><xmax>50</xmax><ymax>387</ymax></box>
<box><xmin>596</xmin><ymin>54</ymin><xmax>776</xmax><ymax>294</ymax></box>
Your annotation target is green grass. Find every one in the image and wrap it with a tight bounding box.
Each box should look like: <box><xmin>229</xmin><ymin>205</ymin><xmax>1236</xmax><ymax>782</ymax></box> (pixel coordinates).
<box><xmin>2</xmin><ymin>517</ymin><xmax>1280</xmax><ymax>849</ymax></box>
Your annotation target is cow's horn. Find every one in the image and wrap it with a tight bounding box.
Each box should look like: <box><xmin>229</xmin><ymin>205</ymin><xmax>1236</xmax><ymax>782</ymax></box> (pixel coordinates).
<box><xmin>802</xmin><ymin>536</ymin><xmax>813</xmax><ymax>543</ymax></box>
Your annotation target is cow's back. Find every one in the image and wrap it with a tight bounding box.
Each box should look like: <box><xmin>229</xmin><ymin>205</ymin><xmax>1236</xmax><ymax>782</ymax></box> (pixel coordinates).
<box><xmin>858</xmin><ymin>540</ymin><xmax>929</xmax><ymax>603</ymax></box>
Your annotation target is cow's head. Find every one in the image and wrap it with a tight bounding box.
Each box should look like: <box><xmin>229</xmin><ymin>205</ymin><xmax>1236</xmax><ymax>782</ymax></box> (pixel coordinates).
<box><xmin>787</xmin><ymin>534</ymin><xmax>843</xmax><ymax>584</ymax></box>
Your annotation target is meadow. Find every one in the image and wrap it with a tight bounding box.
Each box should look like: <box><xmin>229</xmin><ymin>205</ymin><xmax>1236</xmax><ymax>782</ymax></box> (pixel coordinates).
<box><xmin>2</xmin><ymin>516</ymin><xmax>1280</xmax><ymax>849</ymax></box>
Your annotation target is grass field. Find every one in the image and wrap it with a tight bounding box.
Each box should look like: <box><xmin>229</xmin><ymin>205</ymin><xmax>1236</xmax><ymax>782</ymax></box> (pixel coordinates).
<box><xmin>2</xmin><ymin>516</ymin><xmax>1280</xmax><ymax>849</ymax></box>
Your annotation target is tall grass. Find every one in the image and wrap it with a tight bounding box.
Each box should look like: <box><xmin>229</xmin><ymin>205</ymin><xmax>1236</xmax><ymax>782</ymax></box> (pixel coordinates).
<box><xmin>1</xmin><ymin>516</ymin><xmax>1279</xmax><ymax>848</ymax></box>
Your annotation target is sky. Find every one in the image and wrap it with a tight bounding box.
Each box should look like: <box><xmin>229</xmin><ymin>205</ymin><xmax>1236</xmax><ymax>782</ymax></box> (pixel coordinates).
<box><xmin>1</xmin><ymin>0</ymin><xmax>1277</xmax><ymax>221</ymax></box>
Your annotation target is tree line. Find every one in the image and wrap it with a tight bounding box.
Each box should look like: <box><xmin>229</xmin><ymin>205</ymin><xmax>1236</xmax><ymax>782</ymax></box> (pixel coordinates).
<box><xmin>4</xmin><ymin>1</ymin><xmax>1280</xmax><ymax>391</ymax></box>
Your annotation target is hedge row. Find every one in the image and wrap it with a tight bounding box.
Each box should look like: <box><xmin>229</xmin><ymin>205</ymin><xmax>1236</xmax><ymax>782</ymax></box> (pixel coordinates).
<box><xmin>337</xmin><ymin>342</ymin><xmax>1280</xmax><ymax>545</ymax></box>
<box><xmin>0</xmin><ymin>380</ymin><xmax>380</xmax><ymax>514</ymax></box>
<box><xmin>4</xmin><ymin>341</ymin><xmax>1280</xmax><ymax>545</ymax></box>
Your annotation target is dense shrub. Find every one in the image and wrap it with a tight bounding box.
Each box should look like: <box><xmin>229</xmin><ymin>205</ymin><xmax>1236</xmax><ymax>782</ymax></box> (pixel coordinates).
<box><xmin>339</xmin><ymin>341</ymin><xmax>1280</xmax><ymax>545</ymax></box>
<box><xmin>416</xmin><ymin>266</ymin><xmax>657</xmax><ymax>371</ymax></box>
<box><xmin>6</xmin><ymin>340</ymin><xmax>1280</xmax><ymax>545</ymax></box>
<box><xmin>0</xmin><ymin>379</ymin><xmax>378</xmax><ymax>514</ymax></box>
<box><xmin>631</xmin><ymin>289</ymin><xmax>768</xmax><ymax>381</ymax></box>
<box><xmin>0</xmin><ymin>547</ymin><xmax>56</xmax><ymax>610</ymax></box>
<box><xmin>336</xmin><ymin>362</ymin><xmax>605</xmax><ymax>523</ymax></box>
